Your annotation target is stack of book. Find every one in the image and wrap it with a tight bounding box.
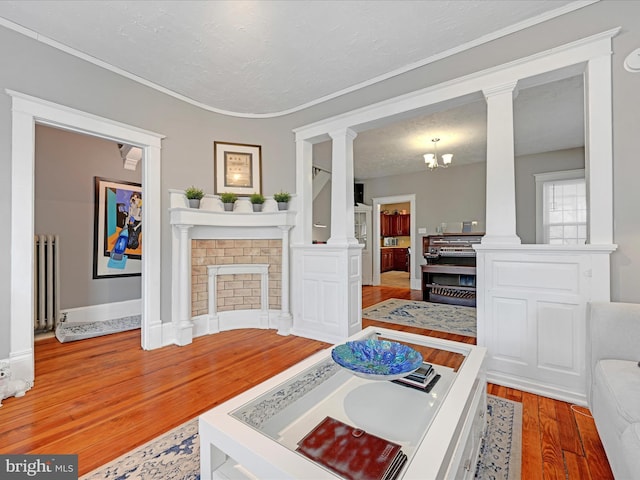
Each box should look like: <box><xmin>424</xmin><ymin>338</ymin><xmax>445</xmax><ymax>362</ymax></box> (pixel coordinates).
<box><xmin>392</xmin><ymin>362</ymin><xmax>440</xmax><ymax>392</ymax></box>
<box><xmin>296</xmin><ymin>416</ymin><xmax>407</xmax><ymax>480</ymax></box>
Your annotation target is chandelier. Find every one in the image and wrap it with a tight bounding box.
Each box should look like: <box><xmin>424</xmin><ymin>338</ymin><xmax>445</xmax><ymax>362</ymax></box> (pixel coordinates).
<box><xmin>423</xmin><ymin>138</ymin><xmax>453</xmax><ymax>170</ymax></box>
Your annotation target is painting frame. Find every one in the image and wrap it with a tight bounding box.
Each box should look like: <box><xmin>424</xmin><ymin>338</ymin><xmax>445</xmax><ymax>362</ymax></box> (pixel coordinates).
<box><xmin>214</xmin><ymin>141</ymin><xmax>262</xmax><ymax>196</ymax></box>
<box><xmin>93</xmin><ymin>176</ymin><xmax>142</xmax><ymax>279</ymax></box>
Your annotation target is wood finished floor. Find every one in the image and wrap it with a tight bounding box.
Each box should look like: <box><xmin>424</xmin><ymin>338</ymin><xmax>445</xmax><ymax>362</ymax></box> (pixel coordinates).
<box><xmin>0</xmin><ymin>285</ymin><xmax>613</xmax><ymax>478</ymax></box>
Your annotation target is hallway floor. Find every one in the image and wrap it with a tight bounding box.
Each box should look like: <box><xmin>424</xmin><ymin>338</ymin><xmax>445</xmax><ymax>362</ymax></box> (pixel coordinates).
<box><xmin>380</xmin><ymin>270</ymin><xmax>410</xmax><ymax>288</ymax></box>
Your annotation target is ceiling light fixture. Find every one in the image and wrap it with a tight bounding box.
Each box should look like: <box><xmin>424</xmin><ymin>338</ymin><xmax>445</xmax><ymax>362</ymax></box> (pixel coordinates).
<box><xmin>423</xmin><ymin>138</ymin><xmax>453</xmax><ymax>170</ymax></box>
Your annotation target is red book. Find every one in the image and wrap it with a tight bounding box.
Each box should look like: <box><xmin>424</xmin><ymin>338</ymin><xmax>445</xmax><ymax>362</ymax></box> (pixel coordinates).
<box><xmin>296</xmin><ymin>416</ymin><xmax>406</xmax><ymax>480</ymax></box>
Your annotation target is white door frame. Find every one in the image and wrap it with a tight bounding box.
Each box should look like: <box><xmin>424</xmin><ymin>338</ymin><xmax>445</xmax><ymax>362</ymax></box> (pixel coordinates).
<box><xmin>372</xmin><ymin>194</ymin><xmax>418</xmax><ymax>289</ymax></box>
<box><xmin>8</xmin><ymin>90</ymin><xmax>165</xmax><ymax>389</ymax></box>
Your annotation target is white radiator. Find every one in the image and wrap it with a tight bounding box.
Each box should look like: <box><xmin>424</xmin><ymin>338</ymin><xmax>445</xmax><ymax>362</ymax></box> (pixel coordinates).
<box><xmin>34</xmin><ymin>234</ymin><xmax>61</xmax><ymax>332</ymax></box>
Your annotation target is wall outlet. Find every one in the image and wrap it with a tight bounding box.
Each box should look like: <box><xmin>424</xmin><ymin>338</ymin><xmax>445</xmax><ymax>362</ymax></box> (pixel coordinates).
<box><xmin>418</xmin><ymin>227</ymin><xmax>427</xmax><ymax>234</ymax></box>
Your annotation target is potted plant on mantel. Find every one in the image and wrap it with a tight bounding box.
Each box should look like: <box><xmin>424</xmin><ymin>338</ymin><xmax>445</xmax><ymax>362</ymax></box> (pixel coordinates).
<box><xmin>184</xmin><ymin>186</ymin><xmax>204</xmax><ymax>208</ymax></box>
<box><xmin>249</xmin><ymin>192</ymin><xmax>266</xmax><ymax>212</ymax></box>
<box><xmin>273</xmin><ymin>191</ymin><xmax>291</xmax><ymax>211</ymax></box>
<box><xmin>219</xmin><ymin>192</ymin><xmax>238</xmax><ymax>211</ymax></box>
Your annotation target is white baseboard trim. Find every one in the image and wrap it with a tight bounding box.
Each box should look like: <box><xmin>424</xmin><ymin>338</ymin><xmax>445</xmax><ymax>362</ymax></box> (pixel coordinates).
<box><xmin>62</xmin><ymin>299</ymin><xmax>141</xmax><ymax>324</ymax></box>
<box><xmin>191</xmin><ymin>309</ymin><xmax>281</xmax><ymax>339</ymax></box>
<box><xmin>410</xmin><ymin>277</ymin><xmax>421</xmax><ymax>290</ymax></box>
<box><xmin>290</xmin><ymin>326</ymin><xmax>345</xmax><ymax>345</ymax></box>
<box><xmin>1</xmin><ymin>350</ymin><xmax>34</xmax><ymax>400</ymax></box>
<box><xmin>487</xmin><ymin>370</ymin><xmax>588</xmax><ymax>406</ymax></box>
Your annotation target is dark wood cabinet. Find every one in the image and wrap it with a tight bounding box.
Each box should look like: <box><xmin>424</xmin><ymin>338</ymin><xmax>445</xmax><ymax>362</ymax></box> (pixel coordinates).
<box><xmin>380</xmin><ymin>214</ymin><xmax>393</xmax><ymax>237</ymax></box>
<box><xmin>381</xmin><ymin>213</ymin><xmax>410</xmax><ymax>237</ymax></box>
<box><xmin>393</xmin><ymin>248</ymin><xmax>409</xmax><ymax>271</ymax></box>
<box><xmin>395</xmin><ymin>214</ymin><xmax>410</xmax><ymax>236</ymax></box>
<box><xmin>381</xmin><ymin>248</ymin><xmax>394</xmax><ymax>272</ymax></box>
<box><xmin>381</xmin><ymin>248</ymin><xmax>408</xmax><ymax>272</ymax></box>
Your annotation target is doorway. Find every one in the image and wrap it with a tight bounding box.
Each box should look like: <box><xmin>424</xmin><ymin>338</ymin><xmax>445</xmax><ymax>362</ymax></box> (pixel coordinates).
<box><xmin>8</xmin><ymin>90</ymin><xmax>164</xmax><ymax>389</ymax></box>
<box><xmin>379</xmin><ymin>200</ymin><xmax>411</xmax><ymax>288</ymax></box>
<box><xmin>34</xmin><ymin>125</ymin><xmax>143</xmax><ymax>339</ymax></box>
<box><xmin>372</xmin><ymin>194</ymin><xmax>418</xmax><ymax>290</ymax></box>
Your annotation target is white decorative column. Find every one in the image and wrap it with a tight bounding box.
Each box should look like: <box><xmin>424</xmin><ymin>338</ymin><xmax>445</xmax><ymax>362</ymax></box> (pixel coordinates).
<box><xmin>279</xmin><ymin>225</ymin><xmax>293</xmax><ymax>335</ymax></box>
<box><xmin>9</xmin><ymin>103</ymin><xmax>35</xmax><ymax>392</ymax></box>
<box><xmin>585</xmin><ymin>54</ymin><xmax>614</xmax><ymax>244</ymax></box>
<box><xmin>175</xmin><ymin>224</ymin><xmax>194</xmax><ymax>345</ymax></box>
<box><xmin>482</xmin><ymin>82</ymin><xmax>521</xmax><ymax>245</ymax></box>
<box><xmin>290</xmin><ymin>128</ymin><xmax>362</xmax><ymax>344</ymax></box>
<box><xmin>328</xmin><ymin>128</ymin><xmax>358</xmax><ymax>245</ymax></box>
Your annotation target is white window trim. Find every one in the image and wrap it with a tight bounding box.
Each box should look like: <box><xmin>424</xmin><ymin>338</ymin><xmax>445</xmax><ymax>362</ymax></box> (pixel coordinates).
<box><xmin>535</xmin><ymin>168</ymin><xmax>585</xmax><ymax>243</ymax></box>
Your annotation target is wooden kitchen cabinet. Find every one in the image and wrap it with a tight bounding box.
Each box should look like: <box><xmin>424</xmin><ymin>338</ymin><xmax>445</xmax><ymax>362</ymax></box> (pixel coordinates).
<box><xmin>396</xmin><ymin>214</ymin><xmax>410</xmax><ymax>236</ymax></box>
<box><xmin>381</xmin><ymin>248</ymin><xmax>394</xmax><ymax>272</ymax></box>
<box><xmin>380</xmin><ymin>213</ymin><xmax>410</xmax><ymax>237</ymax></box>
<box><xmin>380</xmin><ymin>214</ymin><xmax>393</xmax><ymax>237</ymax></box>
<box><xmin>393</xmin><ymin>248</ymin><xmax>409</xmax><ymax>272</ymax></box>
<box><xmin>381</xmin><ymin>248</ymin><xmax>408</xmax><ymax>272</ymax></box>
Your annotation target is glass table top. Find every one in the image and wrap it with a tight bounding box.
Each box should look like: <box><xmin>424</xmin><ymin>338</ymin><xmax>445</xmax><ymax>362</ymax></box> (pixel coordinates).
<box><xmin>230</xmin><ymin>329</ymin><xmax>472</xmax><ymax>468</ymax></box>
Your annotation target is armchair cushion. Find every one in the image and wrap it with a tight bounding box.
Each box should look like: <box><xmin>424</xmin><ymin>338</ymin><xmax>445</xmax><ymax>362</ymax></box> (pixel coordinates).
<box><xmin>592</xmin><ymin>359</ymin><xmax>640</xmax><ymax>437</ymax></box>
<box><xmin>621</xmin><ymin>423</ymin><xmax>640</xmax><ymax>478</ymax></box>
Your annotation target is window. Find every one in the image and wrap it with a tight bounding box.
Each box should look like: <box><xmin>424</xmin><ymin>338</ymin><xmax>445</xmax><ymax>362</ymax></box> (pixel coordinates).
<box><xmin>535</xmin><ymin>169</ymin><xmax>587</xmax><ymax>244</ymax></box>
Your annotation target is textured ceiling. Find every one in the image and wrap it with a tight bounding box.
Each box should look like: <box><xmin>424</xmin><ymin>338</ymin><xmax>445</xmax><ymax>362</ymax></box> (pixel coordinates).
<box><xmin>0</xmin><ymin>0</ymin><xmax>588</xmax><ymax>116</ymax></box>
<box><xmin>353</xmin><ymin>74</ymin><xmax>585</xmax><ymax>179</ymax></box>
<box><xmin>0</xmin><ymin>0</ymin><xmax>590</xmax><ymax>178</ymax></box>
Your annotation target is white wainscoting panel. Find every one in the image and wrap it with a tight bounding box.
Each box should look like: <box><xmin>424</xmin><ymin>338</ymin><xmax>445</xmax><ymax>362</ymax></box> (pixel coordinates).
<box><xmin>292</xmin><ymin>244</ymin><xmax>363</xmax><ymax>344</ymax></box>
<box><xmin>476</xmin><ymin>244</ymin><xmax>615</xmax><ymax>405</ymax></box>
<box><xmin>494</xmin><ymin>260</ymin><xmax>580</xmax><ymax>293</ymax></box>
<box><xmin>490</xmin><ymin>297</ymin><xmax>529</xmax><ymax>366</ymax></box>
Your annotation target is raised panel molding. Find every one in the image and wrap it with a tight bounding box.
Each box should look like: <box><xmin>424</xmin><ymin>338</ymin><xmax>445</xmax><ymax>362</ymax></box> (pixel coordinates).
<box><xmin>493</xmin><ymin>260</ymin><xmax>580</xmax><ymax>292</ymax></box>
<box><xmin>537</xmin><ymin>301</ymin><xmax>581</xmax><ymax>375</ymax></box>
<box><xmin>477</xmin><ymin>245</ymin><xmax>615</xmax><ymax>405</ymax></box>
<box><xmin>292</xmin><ymin>245</ymin><xmax>362</xmax><ymax>344</ymax></box>
<box><xmin>490</xmin><ymin>297</ymin><xmax>529</xmax><ymax>365</ymax></box>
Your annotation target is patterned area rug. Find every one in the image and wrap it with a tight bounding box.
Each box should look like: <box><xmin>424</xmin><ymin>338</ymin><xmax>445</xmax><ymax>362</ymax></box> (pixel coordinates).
<box><xmin>477</xmin><ymin>395</ymin><xmax>523</xmax><ymax>480</ymax></box>
<box><xmin>363</xmin><ymin>298</ymin><xmax>477</xmax><ymax>337</ymax></box>
<box><xmin>81</xmin><ymin>395</ymin><xmax>521</xmax><ymax>480</ymax></box>
<box><xmin>55</xmin><ymin>315</ymin><xmax>141</xmax><ymax>343</ymax></box>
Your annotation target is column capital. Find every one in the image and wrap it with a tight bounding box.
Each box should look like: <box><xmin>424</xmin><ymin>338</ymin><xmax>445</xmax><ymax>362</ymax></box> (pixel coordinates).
<box><xmin>328</xmin><ymin>127</ymin><xmax>358</xmax><ymax>141</ymax></box>
<box><xmin>483</xmin><ymin>80</ymin><xmax>519</xmax><ymax>98</ymax></box>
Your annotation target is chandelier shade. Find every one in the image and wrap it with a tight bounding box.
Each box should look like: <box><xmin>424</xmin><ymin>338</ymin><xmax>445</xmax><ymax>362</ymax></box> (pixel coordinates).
<box><xmin>424</xmin><ymin>138</ymin><xmax>452</xmax><ymax>170</ymax></box>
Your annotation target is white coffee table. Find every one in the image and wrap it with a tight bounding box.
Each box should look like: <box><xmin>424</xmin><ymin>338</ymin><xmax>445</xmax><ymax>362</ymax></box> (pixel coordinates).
<box><xmin>199</xmin><ymin>326</ymin><xmax>487</xmax><ymax>479</ymax></box>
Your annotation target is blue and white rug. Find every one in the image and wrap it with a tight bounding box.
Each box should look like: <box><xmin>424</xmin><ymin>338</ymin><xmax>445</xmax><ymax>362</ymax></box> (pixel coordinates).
<box><xmin>55</xmin><ymin>315</ymin><xmax>141</xmax><ymax>343</ymax></box>
<box><xmin>80</xmin><ymin>395</ymin><xmax>521</xmax><ymax>480</ymax></box>
<box><xmin>363</xmin><ymin>298</ymin><xmax>477</xmax><ymax>337</ymax></box>
<box><xmin>476</xmin><ymin>395</ymin><xmax>523</xmax><ymax>480</ymax></box>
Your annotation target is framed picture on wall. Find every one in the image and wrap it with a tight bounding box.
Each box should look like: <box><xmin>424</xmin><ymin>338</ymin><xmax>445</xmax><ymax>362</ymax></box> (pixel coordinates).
<box><xmin>93</xmin><ymin>177</ymin><xmax>142</xmax><ymax>279</ymax></box>
<box><xmin>214</xmin><ymin>141</ymin><xmax>262</xmax><ymax>196</ymax></box>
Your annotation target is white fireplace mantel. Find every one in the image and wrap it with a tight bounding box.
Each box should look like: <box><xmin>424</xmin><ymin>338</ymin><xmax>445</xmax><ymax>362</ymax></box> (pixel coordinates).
<box><xmin>168</xmin><ymin>189</ymin><xmax>297</xmax><ymax>346</ymax></box>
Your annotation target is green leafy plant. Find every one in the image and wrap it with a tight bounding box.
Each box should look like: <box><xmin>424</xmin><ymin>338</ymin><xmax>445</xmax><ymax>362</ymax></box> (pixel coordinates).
<box><xmin>249</xmin><ymin>192</ymin><xmax>265</xmax><ymax>204</ymax></box>
<box><xmin>219</xmin><ymin>192</ymin><xmax>238</xmax><ymax>204</ymax></box>
<box><xmin>184</xmin><ymin>186</ymin><xmax>204</xmax><ymax>200</ymax></box>
<box><xmin>273</xmin><ymin>191</ymin><xmax>291</xmax><ymax>203</ymax></box>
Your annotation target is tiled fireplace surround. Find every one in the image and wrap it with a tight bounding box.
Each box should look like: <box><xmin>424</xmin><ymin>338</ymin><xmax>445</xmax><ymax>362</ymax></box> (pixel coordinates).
<box><xmin>191</xmin><ymin>239</ymin><xmax>282</xmax><ymax>316</ymax></box>
<box><xmin>170</xmin><ymin>191</ymin><xmax>295</xmax><ymax>345</ymax></box>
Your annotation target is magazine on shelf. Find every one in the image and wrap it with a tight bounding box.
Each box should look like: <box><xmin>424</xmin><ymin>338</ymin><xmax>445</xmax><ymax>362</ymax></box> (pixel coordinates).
<box><xmin>296</xmin><ymin>416</ymin><xmax>407</xmax><ymax>480</ymax></box>
<box><xmin>404</xmin><ymin>362</ymin><xmax>434</xmax><ymax>383</ymax></box>
<box><xmin>392</xmin><ymin>362</ymin><xmax>440</xmax><ymax>392</ymax></box>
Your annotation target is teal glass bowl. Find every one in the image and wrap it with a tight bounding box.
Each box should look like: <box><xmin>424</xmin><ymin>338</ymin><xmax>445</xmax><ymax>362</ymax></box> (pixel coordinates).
<box><xmin>331</xmin><ymin>338</ymin><xmax>423</xmax><ymax>381</ymax></box>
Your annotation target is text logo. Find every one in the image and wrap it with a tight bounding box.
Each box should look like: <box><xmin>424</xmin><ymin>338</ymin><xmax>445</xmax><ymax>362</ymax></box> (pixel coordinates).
<box><xmin>1</xmin><ymin>455</ymin><xmax>78</xmax><ymax>479</ymax></box>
